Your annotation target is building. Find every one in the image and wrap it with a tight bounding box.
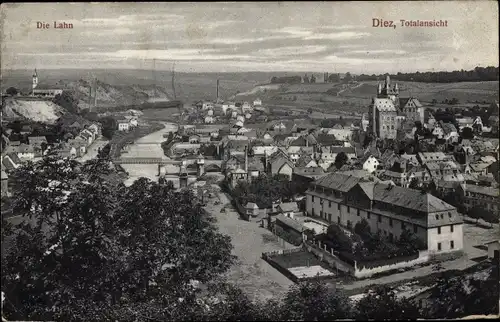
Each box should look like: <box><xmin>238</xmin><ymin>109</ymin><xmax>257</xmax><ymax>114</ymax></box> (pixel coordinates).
<box><xmin>31</xmin><ymin>69</ymin><xmax>63</xmax><ymax>98</ymax></box>
<box><xmin>399</xmin><ymin>97</ymin><xmax>424</xmax><ymax>125</ymax></box>
<box><xmin>369</xmin><ymin>97</ymin><xmax>398</xmax><ymax>139</ymax></box>
<box><xmin>277</xmin><ymin>202</ymin><xmax>299</xmax><ymax>218</ymax></box>
<box><xmin>117</xmin><ymin>120</ymin><xmax>130</xmax><ymax>132</ymax></box>
<box><xmin>1</xmin><ymin>168</ymin><xmax>8</xmax><ymax>197</ymax></box>
<box><xmin>253</xmin><ymin>98</ymin><xmax>262</xmax><ymax>107</ymax></box>
<box><xmin>362</xmin><ymin>155</ymin><xmax>380</xmax><ymax>174</ymax></box>
<box><xmin>305</xmin><ymin>172</ymin><xmax>464</xmax><ymax>254</ymax></box>
<box><xmin>458</xmin><ymin>183</ymin><xmax>499</xmax><ymax>213</ymax></box>
<box><xmin>485</xmin><ymin>240</ymin><xmax>499</xmax><ymax>259</ymax></box>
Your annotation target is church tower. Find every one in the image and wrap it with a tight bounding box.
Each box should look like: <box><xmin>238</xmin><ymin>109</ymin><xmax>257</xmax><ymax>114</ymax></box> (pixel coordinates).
<box><xmin>32</xmin><ymin>69</ymin><xmax>38</xmax><ymax>96</ymax></box>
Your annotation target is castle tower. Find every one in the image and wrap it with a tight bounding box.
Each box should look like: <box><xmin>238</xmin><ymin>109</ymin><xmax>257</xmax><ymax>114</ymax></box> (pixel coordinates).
<box><xmin>32</xmin><ymin>69</ymin><xmax>38</xmax><ymax>96</ymax></box>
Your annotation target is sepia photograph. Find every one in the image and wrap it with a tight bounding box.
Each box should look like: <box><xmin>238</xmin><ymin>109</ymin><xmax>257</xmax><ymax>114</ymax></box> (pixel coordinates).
<box><xmin>1</xmin><ymin>1</ymin><xmax>499</xmax><ymax>321</ymax></box>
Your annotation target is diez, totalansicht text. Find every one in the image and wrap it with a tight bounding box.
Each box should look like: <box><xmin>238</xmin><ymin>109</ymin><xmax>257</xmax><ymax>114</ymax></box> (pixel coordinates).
<box><xmin>372</xmin><ymin>19</ymin><xmax>448</xmax><ymax>29</ymax></box>
<box><xmin>37</xmin><ymin>21</ymin><xmax>74</xmax><ymax>29</ymax></box>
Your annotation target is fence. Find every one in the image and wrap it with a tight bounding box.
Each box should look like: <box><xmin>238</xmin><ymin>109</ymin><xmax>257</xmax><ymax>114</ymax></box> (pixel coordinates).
<box><xmin>304</xmin><ymin>239</ymin><xmax>430</xmax><ymax>279</ymax></box>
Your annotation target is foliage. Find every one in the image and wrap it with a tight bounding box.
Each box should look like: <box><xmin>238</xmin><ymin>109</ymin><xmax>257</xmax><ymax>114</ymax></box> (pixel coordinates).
<box><xmin>270</xmin><ymin>76</ymin><xmax>302</xmax><ymax>84</ymax></box>
<box><xmin>52</xmin><ymin>91</ymin><xmax>79</xmax><ymax>114</ymax></box>
<box><xmin>355</xmin><ymin>66</ymin><xmax>499</xmax><ymax>83</ymax></box>
<box><xmin>461</xmin><ymin>127</ymin><xmax>474</xmax><ymax>139</ymax></box>
<box><xmin>334</xmin><ymin>152</ymin><xmax>348</xmax><ymax>169</ymax></box>
<box><xmin>99</xmin><ymin>116</ymin><xmax>117</xmax><ymax>139</ymax></box>
<box><xmin>2</xmin><ymin>155</ymin><xmax>235</xmax><ymax>321</ymax></box>
<box><xmin>355</xmin><ymin>285</ymin><xmax>420</xmax><ymax>320</ymax></box>
<box><xmin>468</xmin><ymin>206</ymin><xmax>499</xmax><ymax>225</ymax></box>
<box><xmin>6</xmin><ymin>87</ymin><xmax>18</xmax><ymax>96</ymax></box>
<box><xmin>354</xmin><ymin>219</ymin><xmax>372</xmax><ymax>240</ymax></box>
<box><xmin>423</xmin><ymin>262</ymin><xmax>499</xmax><ymax>318</ymax></box>
<box><xmin>282</xmin><ymin>281</ymin><xmax>352</xmax><ymax>321</ymax></box>
<box><xmin>232</xmin><ymin>174</ymin><xmax>302</xmax><ymax>208</ymax></box>
<box><xmin>325</xmin><ymin>224</ymin><xmax>353</xmax><ymax>252</ymax></box>
<box><xmin>343</xmin><ymin>72</ymin><xmax>353</xmax><ymax>83</ymax></box>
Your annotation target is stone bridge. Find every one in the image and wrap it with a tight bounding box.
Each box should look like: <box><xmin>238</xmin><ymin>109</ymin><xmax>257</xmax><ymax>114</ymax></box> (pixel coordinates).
<box><xmin>113</xmin><ymin>157</ymin><xmax>223</xmax><ymax>167</ymax></box>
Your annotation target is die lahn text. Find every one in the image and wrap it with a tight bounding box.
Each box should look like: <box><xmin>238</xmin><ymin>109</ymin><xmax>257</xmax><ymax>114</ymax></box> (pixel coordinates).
<box><xmin>37</xmin><ymin>21</ymin><xmax>74</xmax><ymax>29</ymax></box>
<box><xmin>373</xmin><ymin>19</ymin><xmax>448</xmax><ymax>29</ymax></box>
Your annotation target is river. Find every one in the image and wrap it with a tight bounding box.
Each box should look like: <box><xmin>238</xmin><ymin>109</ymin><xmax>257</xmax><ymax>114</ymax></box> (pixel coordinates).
<box><xmin>121</xmin><ymin>122</ymin><xmax>179</xmax><ymax>186</ymax></box>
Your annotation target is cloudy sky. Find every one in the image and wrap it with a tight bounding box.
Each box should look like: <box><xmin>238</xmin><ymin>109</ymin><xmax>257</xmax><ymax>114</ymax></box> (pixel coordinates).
<box><xmin>1</xmin><ymin>2</ymin><xmax>498</xmax><ymax>73</ymax></box>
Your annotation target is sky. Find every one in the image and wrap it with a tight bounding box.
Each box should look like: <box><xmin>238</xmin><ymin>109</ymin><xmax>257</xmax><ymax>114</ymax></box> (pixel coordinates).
<box><xmin>1</xmin><ymin>1</ymin><xmax>498</xmax><ymax>73</ymax></box>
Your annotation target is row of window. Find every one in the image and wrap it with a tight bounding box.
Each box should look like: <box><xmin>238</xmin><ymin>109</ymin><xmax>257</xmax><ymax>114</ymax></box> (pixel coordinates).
<box><xmin>437</xmin><ymin>225</ymin><xmax>454</xmax><ymax>234</ymax></box>
<box><xmin>437</xmin><ymin>240</ymin><xmax>454</xmax><ymax>251</ymax></box>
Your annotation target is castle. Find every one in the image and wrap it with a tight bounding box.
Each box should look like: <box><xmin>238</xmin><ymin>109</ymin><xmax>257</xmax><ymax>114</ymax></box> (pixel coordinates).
<box><xmin>369</xmin><ymin>75</ymin><xmax>424</xmax><ymax>139</ymax></box>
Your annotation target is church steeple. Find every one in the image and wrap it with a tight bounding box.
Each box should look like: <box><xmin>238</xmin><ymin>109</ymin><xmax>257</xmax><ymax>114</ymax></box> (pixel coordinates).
<box><xmin>32</xmin><ymin>68</ymin><xmax>39</xmax><ymax>96</ymax></box>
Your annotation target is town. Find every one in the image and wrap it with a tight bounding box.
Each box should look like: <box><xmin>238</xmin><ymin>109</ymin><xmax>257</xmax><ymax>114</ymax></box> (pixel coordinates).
<box><xmin>1</xmin><ymin>2</ymin><xmax>499</xmax><ymax>321</ymax></box>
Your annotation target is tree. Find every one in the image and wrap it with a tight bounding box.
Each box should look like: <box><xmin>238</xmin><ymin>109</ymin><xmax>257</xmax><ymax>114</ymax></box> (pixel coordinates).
<box><xmin>303</xmin><ymin>74</ymin><xmax>310</xmax><ymax>83</ymax></box>
<box><xmin>355</xmin><ymin>285</ymin><xmax>420</xmax><ymax>320</ymax></box>
<box><xmin>52</xmin><ymin>91</ymin><xmax>79</xmax><ymax>114</ymax></box>
<box><xmin>326</xmin><ymin>224</ymin><xmax>352</xmax><ymax>252</ymax></box>
<box><xmin>354</xmin><ymin>219</ymin><xmax>372</xmax><ymax>241</ymax></box>
<box><xmin>307</xmin><ymin>108</ymin><xmax>313</xmax><ymax>114</ymax></box>
<box><xmin>397</xmin><ymin>229</ymin><xmax>425</xmax><ymax>254</ymax></box>
<box><xmin>282</xmin><ymin>281</ymin><xmax>352</xmax><ymax>321</ymax></box>
<box><xmin>6</xmin><ymin>87</ymin><xmax>18</xmax><ymax>96</ymax></box>
<box><xmin>343</xmin><ymin>72</ymin><xmax>352</xmax><ymax>83</ymax></box>
<box><xmin>2</xmin><ymin>155</ymin><xmax>235</xmax><ymax>321</ymax></box>
<box><xmin>310</xmin><ymin>74</ymin><xmax>316</xmax><ymax>83</ymax></box>
<box><xmin>461</xmin><ymin>127</ymin><xmax>474</xmax><ymax>139</ymax></box>
<box><xmin>99</xmin><ymin>116</ymin><xmax>117</xmax><ymax>140</ymax></box>
<box><xmin>334</xmin><ymin>152</ymin><xmax>348</xmax><ymax>169</ymax></box>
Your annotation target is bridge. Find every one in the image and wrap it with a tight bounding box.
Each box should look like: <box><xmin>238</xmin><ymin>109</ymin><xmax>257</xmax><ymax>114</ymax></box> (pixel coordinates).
<box><xmin>113</xmin><ymin>157</ymin><xmax>223</xmax><ymax>167</ymax></box>
<box><xmin>113</xmin><ymin>157</ymin><xmax>182</xmax><ymax>165</ymax></box>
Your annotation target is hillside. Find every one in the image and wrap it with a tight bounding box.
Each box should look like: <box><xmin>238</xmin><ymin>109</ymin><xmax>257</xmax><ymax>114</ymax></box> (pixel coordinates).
<box><xmin>341</xmin><ymin>81</ymin><xmax>499</xmax><ymax>103</ymax></box>
<box><xmin>2</xmin><ymin>97</ymin><xmax>65</xmax><ymax>124</ymax></box>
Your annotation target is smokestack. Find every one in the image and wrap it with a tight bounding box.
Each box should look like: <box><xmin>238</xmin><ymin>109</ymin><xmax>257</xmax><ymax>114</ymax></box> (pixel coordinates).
<box><xmin>94</xmin><ymin>78</ymin><xmax>98</xmax><ymax>109</ymax></box>
<box><xmin>216</xmin><ymin>79</ymin><xmax>220</xmax><ymax>101</ymax></box>
<box><xmin>245</xmin><ymin>145</ymin><xmax>248</xmax><ymax>176</ymax></box>
<box><xmin>88</xmin><ymin>85</ymin><xmax>92</xmax><ymax>110</ymax></box>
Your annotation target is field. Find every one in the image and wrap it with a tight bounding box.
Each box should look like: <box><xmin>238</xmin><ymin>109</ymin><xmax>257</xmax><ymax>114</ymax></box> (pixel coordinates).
<box><xmin>342</xmin><ymin>81</ymin><xmax>499</xmax><ymax>103</ymax></box>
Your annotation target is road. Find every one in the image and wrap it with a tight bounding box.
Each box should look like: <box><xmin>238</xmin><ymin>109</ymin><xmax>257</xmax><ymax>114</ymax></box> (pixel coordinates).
<box><xmin>76</xmin><ymin>138</ymin><xmax>109</xmax><ymax>163</ymax></box>
<box><xmin>204</xmin><ymin>192</ymin><xmax>295</xmax><ymax>301</ymax></box>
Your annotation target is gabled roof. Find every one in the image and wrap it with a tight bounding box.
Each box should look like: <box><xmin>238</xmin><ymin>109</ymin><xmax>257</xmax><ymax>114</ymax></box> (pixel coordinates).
<box><xmin>278</xmin><ymin>202</ymin><xmax>299</xmax><ymax>213</ymax></box>
<box><xmin>275</xmin><ymin>214</ymin><xmax>304</xmax><ymax>232</ymax></box>
<box><xmin>372</xmin><ymin>98</ymin><xmax>396</xmax><ymax>112</ymax></box>
<box><xmin>314</xmin><ymin>173</ymin><xmax>364</xmax><ymax>193</ymax></box>
<box><xmin>316</xmin><ymin>134</ymin><xmax>337</xmax><ymax>146</ymax></box>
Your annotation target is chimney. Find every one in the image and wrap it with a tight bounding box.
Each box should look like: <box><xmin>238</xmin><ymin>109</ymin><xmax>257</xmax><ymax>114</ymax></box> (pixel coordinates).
<box><xmin>245</xmin><ymin>145</ymin><xmax>248</xmax><ymax>175</ymax></box>
<box><xmin>216</xmin><ymin>79</ymin><xmax>220</xmax><ymax>101</ymax></box>
<box><xmin>94</xmin><ymin>78</ymin><xmax>98</xmax><ymax>109</ymax></box>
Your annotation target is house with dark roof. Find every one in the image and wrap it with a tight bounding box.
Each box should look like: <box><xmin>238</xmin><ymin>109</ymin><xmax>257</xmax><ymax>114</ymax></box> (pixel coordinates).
<box><xmin>306</xmin><ymin>172</ymin><xmax>463</xmax><ymax>254</ymax></box>
<box><xmin>269</xmin><ymin>154</ymin><xmax>294</xmax><ymax>180</ymax></box>
<box><xmin>458</xmin><ymin>183</ymin><xmax>499</xmax><ymax>213</ymax></box>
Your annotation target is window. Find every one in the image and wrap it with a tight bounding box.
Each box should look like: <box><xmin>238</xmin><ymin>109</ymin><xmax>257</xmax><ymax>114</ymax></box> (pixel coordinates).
<box><xmin>389</xmin><ymin>218</ymin><xmax>393</xmax><ymax>227</ymax></box>
<box><xmin>328</xmin><ymin>201</ymin><xmax>331</xmax><ymax>208</ymax></box>
<box><xmin>401</xmin><ymin>222</ymin><xmax>405</xmax><ymax>230</ymax></box>
<box><xmin>312</xmin><ymin>196</ymin><xmax>315</xmax><ymax>202</ymax></box>
<box><xmin>328</xmin><ymin>213</ymin><xmax>332</xmax><ymax>222</ymax></box>
<box><xmin>438</xmin><ymin>242</ymin><xmax>442</xmax><ymax>251</ymax></box>
<box><xmin>413</xmin><ymin>225</ymin><xmax>418</xmax><ymax>233</ymax></box>
<box><xmin>378</xmin><ymin>215</ymin><xmax>382</xmax><ymax>223</ymax></box>
<box><xmin>338</xmin><ymin>217</ymin><xmax>340</xmax><ymax>224</ymax></box>
<box><xmin>347</xmin><ymin>206</ymin><xmax>350</xmax><ymax>213</ymax></box>
<box><xmin>448</xmin><ymin>212</ymin><xmax>452</xmax><ymax>218</ymax></box>
<box><xmin>437</xmin><ymin>227</ymin><xmax>441</xmax><ymax>234</ymax></box>
<box><xmin>450</xmin><ymin>240</ymin><xmax>454</xmax><ymax>249</ymax></box>
<box><xmin>367</xmin><ymin>212</ymin><xmax>371</xmax><ymax>219</ymax></box>
<box><xmin>450</xmin><ymin>224</ymin><xmax>454</xmax><ymax>233</ymax></box>
<box><xmin>435</xmin><ymin>214</ymin><xmax>439</xmax><ymax>220</ymax></box>
<box><xmin>337</xmin><ymin>204</ymin><xmax>340</xmax><ymax>211</ymax></box>
<box><xmin>357</xmin><ymin>209</ymin><xmax>360</xmax><ymax>216</ymax></box>
<box><xmin>320</xmin><ymin>211</ymin><xmax>323</xmax><ymax>218</ymax></box>
<box><xmin>389</xmin><ymin>233</ymin><xmax>394</xmax><ymax>242</ymax></box>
